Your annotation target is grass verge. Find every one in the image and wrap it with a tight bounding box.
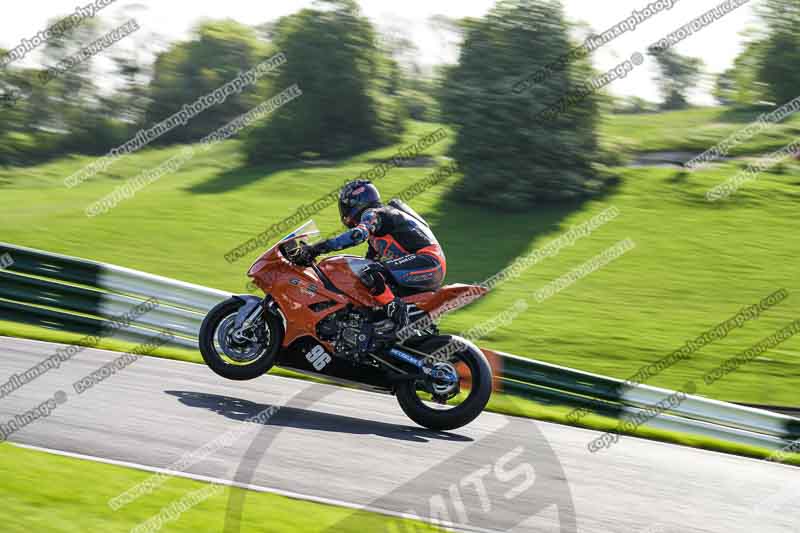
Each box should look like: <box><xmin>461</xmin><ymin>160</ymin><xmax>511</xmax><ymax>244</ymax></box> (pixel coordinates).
<box><xmin>0</xmin><ymin>442</ymin><xmax>443</xmax><ymax>533</ymax></box>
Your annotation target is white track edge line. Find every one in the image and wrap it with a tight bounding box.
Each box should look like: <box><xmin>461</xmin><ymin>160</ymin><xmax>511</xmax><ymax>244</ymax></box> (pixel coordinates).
<box><xmin>9</xmin><ymin>442</ymin><xmax>501</xmax><ymax>533</ymax></box>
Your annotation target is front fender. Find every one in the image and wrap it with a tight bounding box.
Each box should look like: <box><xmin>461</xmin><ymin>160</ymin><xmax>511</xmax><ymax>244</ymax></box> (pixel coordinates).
<box><xmin>231</xmin><ymin>295</ymin><xmax>263</xmax><ymax>330</ymax></box>
<box><xmin>232</xmin><ymin>294</ymin><xmax>287</xmax><ymax>334</ymax></box>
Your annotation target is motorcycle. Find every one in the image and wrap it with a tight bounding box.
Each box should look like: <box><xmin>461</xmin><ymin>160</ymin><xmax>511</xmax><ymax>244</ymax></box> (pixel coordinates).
<box><xmin>199</xmin><ymin>220</ymin><xmax>493</xmax><ymax>431</ymax></box>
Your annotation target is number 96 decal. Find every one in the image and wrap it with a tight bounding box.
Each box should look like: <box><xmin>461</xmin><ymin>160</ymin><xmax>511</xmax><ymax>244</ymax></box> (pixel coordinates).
<box><xmin>305</xmin><ymin>345</ymin><xmax>332</xmax><ymax>371</ymax></box>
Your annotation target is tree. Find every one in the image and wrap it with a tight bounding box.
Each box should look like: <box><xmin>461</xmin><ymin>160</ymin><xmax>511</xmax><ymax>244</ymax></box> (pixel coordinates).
<box><xmin>35</xmin><ymin>14</ymin><xmax>104</xmax><ymax>136</ymax></box>
<box><xmin>648</xmin><ymin>48</ymin><xmax>703</xmax><ymax>110</ymax></box>
<box><xmin>713</xmin><ymin>68</ymin><xmax>736</xmax><ymax>106</ymax></box>
<box><xmin>377</xmin><ymin>23</ymin><xmax>441</xmax><ymax>122</ymax></box>
<box><xmin>756</xmin><ymin>0</ymin><xmax>800</xmax><ymax>105</ymax></box>
<box><xmin>107</xmin><ymin>3</ymin><xmax>158</xmax><ymax>126</ymax></box>
<box><xmin>713</xmin><ymin>39</ymin><xmax>767</xmax><ymax>106</ymax></box>
<box><xmin>428</xmin><ymin>14</ymin><xmax>465</xmax><ymax>65</ymax></box>
<box><xmin>244</xmin><ymin>0</ymin><xmax>403</xmax><ymax>162</ymax></box>
<box><xmin>2</xmin><ymin>15</ymin><xmax>122</xmax><ymax>161</ymax></box>
<box><xmin>611</xmin><ymin>96</ymin><xmax>658</xmax><ymax>114</ymax></box>
<box><xmin>0</xmin><ymin>53</ymin><xmax>39</xmax><ymax>166</ymax></box>
<box><xmin>439</xmin><ymin>0</ymin><xmax>602</xmax><ymax>208</ymax></box>
<box><xmin>378</xmin><ymin>21</ymin><xmax>419</xmax><ymax>74</ymax></box>
<box><xmin>145</xmin><ymin>19</ymin><xmax>272</xmax><ymax>145</ymax></box>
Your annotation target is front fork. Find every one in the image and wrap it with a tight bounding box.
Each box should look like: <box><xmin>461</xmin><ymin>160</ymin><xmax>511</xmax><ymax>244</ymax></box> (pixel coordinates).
<box><xmin>227</xmin><ymin>295</ymin><xmax>261</xmax><ymax>344</ymax></box>
<box><xmin>230</xmin><ymin>294</ymin><xmax>284</xmax><ymax>344</ymax></box>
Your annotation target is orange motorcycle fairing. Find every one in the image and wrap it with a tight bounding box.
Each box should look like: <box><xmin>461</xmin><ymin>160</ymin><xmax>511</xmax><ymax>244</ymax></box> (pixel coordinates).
<box><xmin>249</xmin><ymin>251</ymin><xmax>388</xmax><ymax>347</ymax></box>
<box><xmin>248</xmin><ymin>241</ymin><xmax>487</xmax><ymax>348</ymax></box>
<box><xmin>250</xmin><ymin>251</ymin><xmax>344</xmax><ymax>348</ymax></box>
<box><xmin>404</xmin><ymin>283</ymin><xmax>488</xmax><ymax>316</ymax></box>
<box><xmin>316</xmin><ymin>256</ymin><xmax>381</xmax><ymax>308</ymax></box>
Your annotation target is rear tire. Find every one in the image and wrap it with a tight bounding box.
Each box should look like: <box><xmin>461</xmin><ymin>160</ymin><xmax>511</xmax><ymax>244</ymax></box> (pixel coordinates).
<box><xmin>395</xmin><ymin>335</ymin><xmax>492</xmax><ymax>431</ymax></box>
<box><xmin>199</xmin><ymin>298</ymin><xmax>283</xmax><ymax>380</ymax></box>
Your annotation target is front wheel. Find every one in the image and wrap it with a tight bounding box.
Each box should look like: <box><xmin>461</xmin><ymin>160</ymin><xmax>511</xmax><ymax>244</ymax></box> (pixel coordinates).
<box><xmin>199</xmin><ymin>297</ymin><xmax>283</xmax><ymax>380</ymax></box>
<box><xmin>395</xmin><ymin>335</ymin><xmax>493</xmax><ymax>431</ymax></box>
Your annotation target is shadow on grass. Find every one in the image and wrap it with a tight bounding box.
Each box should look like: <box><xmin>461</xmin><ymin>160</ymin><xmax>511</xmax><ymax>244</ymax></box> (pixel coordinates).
<box><xmin>427</xmin><ymin>179</ymin><xmax>621</xmax><ymax>285</ymax></box>
<box><xmin>667</xmin><ymin>170</ymin><xmax>689</xmax><ymax>184</ymax></box>
<box><xmin>714</xmin><ymin>105</ymin><xmax>775</xmax><ymax>124</ymax></box>
<box><xmin>185</xmin><ymin>143</ymin><xmax>381</xmax><ymax>195</ymax></box>
<box><xmin>185</xmin><ymin>160</ymin><xmax>305</xmax><ymax>195</ymax></box>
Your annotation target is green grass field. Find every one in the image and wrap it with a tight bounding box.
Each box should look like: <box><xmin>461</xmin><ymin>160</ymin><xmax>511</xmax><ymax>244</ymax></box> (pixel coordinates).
<box><xmin>600</xmin><ymin>105</ymin><xmax>800</xmax><ymax>155</ymax></box>
<box><xmin>0</xmin><ymin>443</ymin><xmax>442</xmax><ymax>533</ymax></box>
<box><xmin>2</xmin><ymin>115</ymin><xmax>798</xmax><ymax>407</ymax></box>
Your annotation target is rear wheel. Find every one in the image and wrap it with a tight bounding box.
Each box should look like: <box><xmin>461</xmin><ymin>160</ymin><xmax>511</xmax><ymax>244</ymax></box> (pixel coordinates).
<box><xmin>395</xmin><ymin>335</ymin><xmax>492</xmax><ymax>431</ymax></box>
<box><xmin>199</xmin><ymin>298</ymin><xmax>283</xmax><ymax>380</ymax></box>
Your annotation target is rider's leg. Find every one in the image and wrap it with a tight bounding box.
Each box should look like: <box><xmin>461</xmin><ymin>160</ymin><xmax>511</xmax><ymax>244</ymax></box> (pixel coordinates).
<box><xmin>358</xmin><ymin>262</ymin><xmax>411</xmax><ymax>331</ymax></box>
<box><xmin>384</xmin><ymin>253</ymin><xmax>445</xmax><ymax>292</ymax></box>
<box><xmin>359</xmin><ymin>255</ymin><xmax>445</xmax><ymax>333</ymax></box>
<box><xmin>382</xmin><ymin>254</ymin><xmax>445</xmax><ymax>331</ymax></box>
<box><xmin>358</xmin><ymin>263</ymin><xmax>402</xmax><ymax>331</ymax></box>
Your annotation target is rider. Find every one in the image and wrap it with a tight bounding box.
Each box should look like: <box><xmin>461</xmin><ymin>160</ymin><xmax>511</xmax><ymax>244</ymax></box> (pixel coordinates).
<box><xmin>298</xmin><ymin>180</ymin><xmax>446</xmax><ymax>333</ymax></box>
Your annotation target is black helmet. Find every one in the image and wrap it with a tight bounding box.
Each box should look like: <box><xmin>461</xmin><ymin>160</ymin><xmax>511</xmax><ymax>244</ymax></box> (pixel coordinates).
<box><xmin>338</xmin><ymin>180</ymin><xmax>381</xmax><ymax>227</ymax></box>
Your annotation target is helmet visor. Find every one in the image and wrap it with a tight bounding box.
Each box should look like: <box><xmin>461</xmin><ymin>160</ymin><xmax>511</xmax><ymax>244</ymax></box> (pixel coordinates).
<box><xmin>339</xmin><ymin>198</ymin><xmax>355</xmax><ymax>227</ymax></box>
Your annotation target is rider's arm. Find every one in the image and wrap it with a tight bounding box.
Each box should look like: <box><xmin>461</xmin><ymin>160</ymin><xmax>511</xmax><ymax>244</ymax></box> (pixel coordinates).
<box><xmin>314</xmin><ymin>209</ymin><xmax>381</xmax><ymax>254</ymax></box>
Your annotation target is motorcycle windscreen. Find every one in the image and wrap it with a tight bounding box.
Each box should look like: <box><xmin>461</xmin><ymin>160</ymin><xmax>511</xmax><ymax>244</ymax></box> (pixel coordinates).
<box><xmin>278</xmin><ymin>219</ymin><xmax>321</xmax><ymax>244</ymax></box>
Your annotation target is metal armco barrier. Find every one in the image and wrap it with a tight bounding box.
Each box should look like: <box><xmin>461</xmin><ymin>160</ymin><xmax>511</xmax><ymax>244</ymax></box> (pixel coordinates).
<box><xmin>0</xmin><ymin>243</ymin><xmax>229</xmax><ymax>312</ymax></box>
<box><xmin>0</xmin><ymin>271</ymin><xmax>204</xmax><ymax>338</ymax></box>
<box><xmin>492</xmin><ymin>351</ymin><xmax>800</xmax><ymax>450</ymax></box>
<box><xmin>0</xmin><ymin>299</ymin><xmax>197</xmax><ymax>350</ymax></box>
<box><xmin>1</xmin><ymin>242</ymin><xmax>798</xmax><ymax>453</ymax></box>
<box><xmin>0</xmin><ymin>243</ymin><xmax>228</xmax><ymax>350</ymax></box>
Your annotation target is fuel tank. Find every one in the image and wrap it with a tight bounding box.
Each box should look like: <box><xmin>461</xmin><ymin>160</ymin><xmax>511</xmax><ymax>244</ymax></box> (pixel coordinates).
<box><xmin>318</xmin><ymin>256</ymin><xmax>488</xmax><ymax>314</ymax></box>
<box><xmin>317</xmin><ymin>256</ymin><xmax>377</xmax><ymax>307</ymax></box>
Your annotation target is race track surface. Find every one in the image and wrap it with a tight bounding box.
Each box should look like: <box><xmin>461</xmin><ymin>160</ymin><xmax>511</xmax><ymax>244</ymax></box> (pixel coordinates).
<box><xmin>0</xmin><ymin>337</ymin><xmax>797</xmax><ymax>532</ymax></box>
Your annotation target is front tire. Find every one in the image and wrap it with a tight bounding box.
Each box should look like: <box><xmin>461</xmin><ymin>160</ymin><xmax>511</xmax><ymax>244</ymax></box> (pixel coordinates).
<box><xmin>396</xmin><ymin>335</ymin><xmax>492</xmax><ymax>431</ymax></box>
<box><xmin>199</xmin><ymin>297</ymin><xmax>283</xmax><ymax>380</ymax></box>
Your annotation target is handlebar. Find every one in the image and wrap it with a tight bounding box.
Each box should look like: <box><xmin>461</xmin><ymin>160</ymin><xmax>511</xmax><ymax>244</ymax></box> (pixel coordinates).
<box><xmin>281</xmin><ymin>240</ymin><xmax>313</xmax><ymax>266</ymax></box>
